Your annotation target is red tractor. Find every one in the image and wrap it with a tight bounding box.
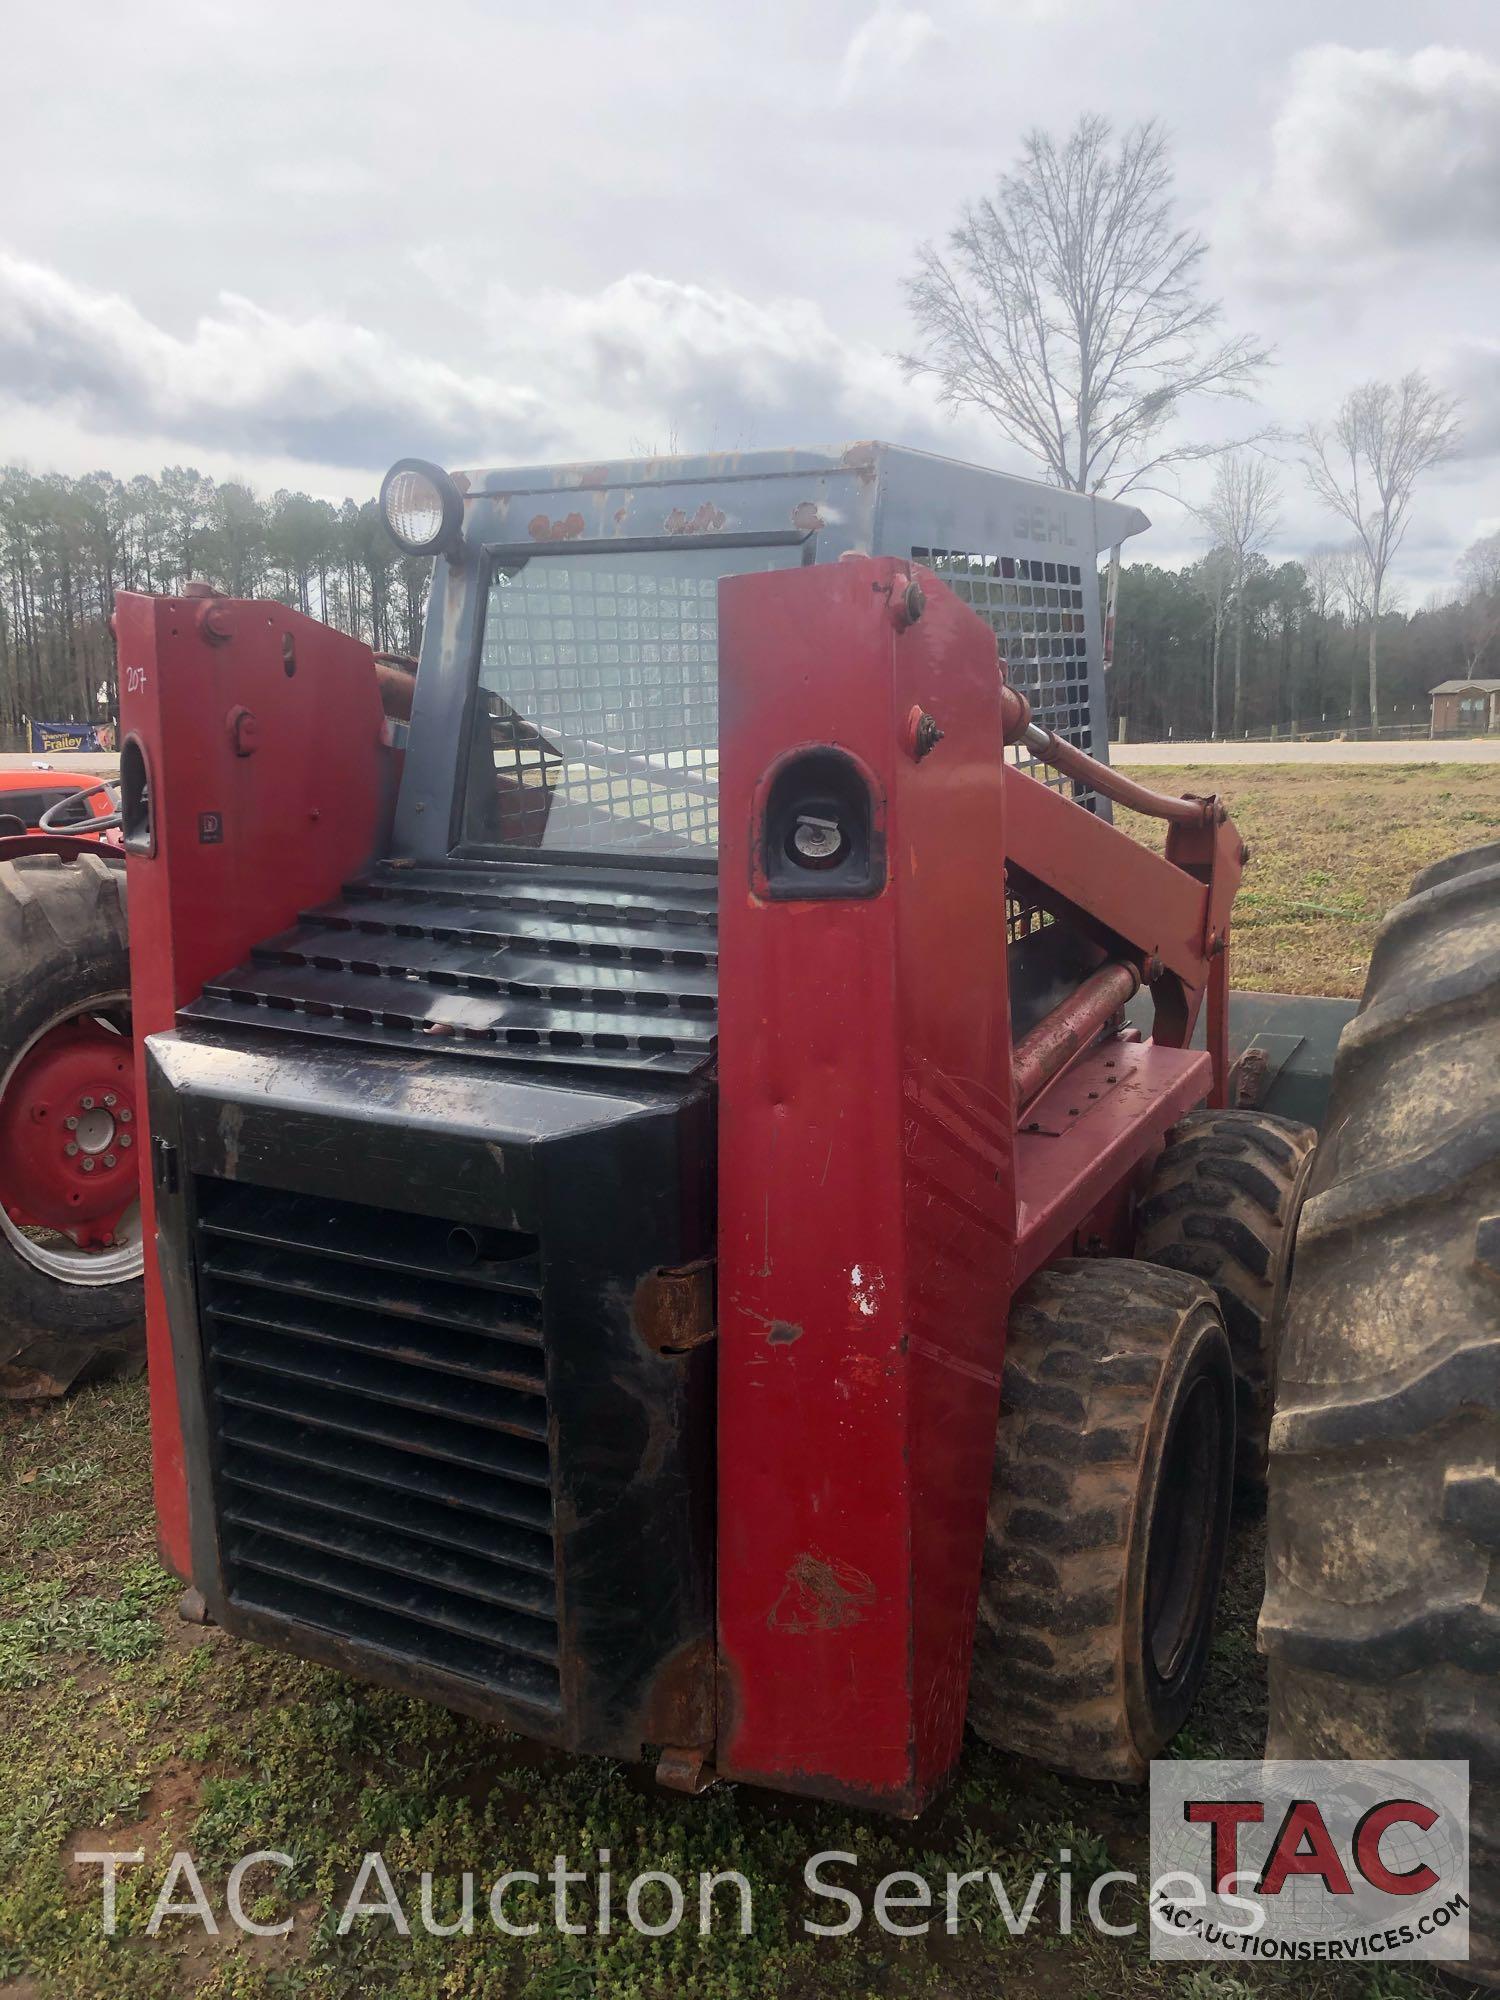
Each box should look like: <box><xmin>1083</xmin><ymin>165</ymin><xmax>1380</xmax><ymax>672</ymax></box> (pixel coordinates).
<box><xmin>113</xmin><ymin>446</ymin><xmax>1495</xmax><ymax>1971</ymax></box>
<box><xmin>0</xmin><ymin>770</ymin><xmax>143</xmax><ymax>1397</ymax></box>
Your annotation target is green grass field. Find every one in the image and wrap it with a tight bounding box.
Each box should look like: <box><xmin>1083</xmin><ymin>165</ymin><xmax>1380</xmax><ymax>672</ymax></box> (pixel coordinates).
<box><xmin>2</xmin><ymin>764</ymin><xmax>1493</xmax><ymax>2000</ymax></box>
<box><xmin>1119</xmin><ymin>763</ymin><xmax>1500</xmax><ymax>998</ymax></box>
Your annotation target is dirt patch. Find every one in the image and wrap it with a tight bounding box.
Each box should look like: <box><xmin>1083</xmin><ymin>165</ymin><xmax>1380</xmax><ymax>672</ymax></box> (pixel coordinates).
<box><xmin>63</xmin><ymin>1766</ymin><xmax>201</xmax><ymax>1884</ymax></box>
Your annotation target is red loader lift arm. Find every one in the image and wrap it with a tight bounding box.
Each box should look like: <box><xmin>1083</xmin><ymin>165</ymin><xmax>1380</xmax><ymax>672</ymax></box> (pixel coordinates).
<box><xmin>714</xmin><ymin>558</ymin><xmax>1240</xmax><ymax>1811</ymax></box>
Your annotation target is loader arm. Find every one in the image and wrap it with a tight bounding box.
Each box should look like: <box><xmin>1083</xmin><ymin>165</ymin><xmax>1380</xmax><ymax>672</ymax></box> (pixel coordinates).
<box><xmin>715</xmin><ymin>557</ymin><xmax>1242</xmax><ymax>1809</ymax></box>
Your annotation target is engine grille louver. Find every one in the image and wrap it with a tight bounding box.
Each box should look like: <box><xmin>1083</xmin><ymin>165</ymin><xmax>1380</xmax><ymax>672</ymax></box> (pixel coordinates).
<box><xmin>180</xmin><ymin>859</ymin><xmax>719</xmax><ymax>1079</ymax></box>
<box><xmin>197</xmin><ymin>1181</ymin><xmax>560</xmax><ymax>1713</ymax></box>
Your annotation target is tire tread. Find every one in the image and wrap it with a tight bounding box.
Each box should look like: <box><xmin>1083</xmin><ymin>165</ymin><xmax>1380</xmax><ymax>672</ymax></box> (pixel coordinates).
<box><xmin>1263</xmin><ymin>844</ymin><xmax>1500</xmax><ymax>1983</ymax></box>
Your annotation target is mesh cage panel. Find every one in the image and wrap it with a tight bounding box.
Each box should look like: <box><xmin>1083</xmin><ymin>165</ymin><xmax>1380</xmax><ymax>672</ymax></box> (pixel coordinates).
<box><xmin>473</xmin><ymin>545</ymin><xmax>799</xmax><ymax>856</ymax></box>
<box><xmin>914</xmin><ymin>548</ymin><xmax>1096</xmax><ymax>943</ymax></box>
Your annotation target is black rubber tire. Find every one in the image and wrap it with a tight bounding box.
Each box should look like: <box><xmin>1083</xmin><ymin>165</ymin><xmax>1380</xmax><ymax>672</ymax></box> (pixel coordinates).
<box><xmin>0</xmin><ymin>850</ymin><xmax>144</xmax><ymax>1399</ymax></box>
<box><xmin>969</xmin><ymin>1258</ymin><xmax>1236</xmax><ymax>1782</ymax></box>
<box><xmin>1135</xmin><ymin>1109</ymin><xmax>1317</xmax><ymax>1492</ymax></box>
<box><xmin>1262</xmin><ymin>840</ymin><xmax>1500</xmax><ymax>1985</ymax></box>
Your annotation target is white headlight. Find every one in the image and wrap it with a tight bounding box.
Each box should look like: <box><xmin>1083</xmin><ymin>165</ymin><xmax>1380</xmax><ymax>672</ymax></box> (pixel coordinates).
<box><xmin>380</xmin><ymin>459</ymin><xmax>462</xmax><ymax>556</ymax></box>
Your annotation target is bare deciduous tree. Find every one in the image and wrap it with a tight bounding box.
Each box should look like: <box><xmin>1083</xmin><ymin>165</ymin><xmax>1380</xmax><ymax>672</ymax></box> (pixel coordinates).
<box><xmin>1458</xmin><ymin>597</ymin><xmax>1500</xmax><ymax>681</ymax></box>
<box><xmin>1458</xmin><ymin>528</ymin><xmax>1500</xmax><ymax>602</ymax></box>
<box><xmin>1300</xmin><ymin>545</ymin><xmax>1343</xmax><ymax>723</ymax></box>
<box><xmin>1302</xmin><ymin>545</ymin><xmax>1341</xmax><ymax>625</ymax></box>
<box><xmin>1302</xmin><ymin>372</ymin><xmax>1461</xmax><ymax>730</ymax></box>
<box><xmin>1456</xmin><ymin>529</ymin><xmax>1500</xmax><ymax>678</ymax></box>
<box><xmin>1327</xmin><ymin>545</ymin><xmax>1376</xmax><ymax>728</ymax></box>
<box><xmin>1195</xmin><ymin>452</ymin><xmax>1280</xmax><ymax>736</ymax></box>
<box><xmin>903</xmin><ymin>115</ymin><xmax>1270</xmax><ymax>496</ymax></box>
<box><xmin>1328</xmin><ymin>547</ymin><xmax>1371</xmax><ymax>628</ymax></box>
<box><xmin>1190</xmin><ymin>546</ymin><xmax>1235</xmax><ymax>738</ymax></box>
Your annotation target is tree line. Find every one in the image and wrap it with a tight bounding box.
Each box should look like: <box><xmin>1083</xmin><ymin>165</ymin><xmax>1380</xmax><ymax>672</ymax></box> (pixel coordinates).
<box><xmin>1108</xmin><ymin>534</ymin><xmax>1499</xmax><ymax>743</ymax></box>
<box><xmin>0</xmin><ymin>466</ymin><xmax>429</xmax><ymax>743</ymax></box>
<box><xmin>1</xmin><ymin>459</ymin><xmax>1494</xmax><ymax>750</ymax></box>
<box><xmin>2</xmin><ymin>462</ymin><xmax>1495</xmax><ymax>747</ymax></box>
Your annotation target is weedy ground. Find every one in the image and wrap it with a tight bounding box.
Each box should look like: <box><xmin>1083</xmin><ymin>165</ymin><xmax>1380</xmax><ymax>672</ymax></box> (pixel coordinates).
<box><xmin>2</xmin><ymin>763</ymin><xmax>1492</xmax><ymax>2000</ymax></box>
<box><xmin>1119</xmin><ymin>762</ymin><xmax>1500</xmax><ymax>998</ymax></box>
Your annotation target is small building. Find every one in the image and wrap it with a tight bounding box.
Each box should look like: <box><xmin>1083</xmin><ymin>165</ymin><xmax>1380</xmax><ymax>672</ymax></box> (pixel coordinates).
<box><xmin>1429</xmin><ymin>678</ymin><xmax>1500</xmax><ymax>736</ymax></box>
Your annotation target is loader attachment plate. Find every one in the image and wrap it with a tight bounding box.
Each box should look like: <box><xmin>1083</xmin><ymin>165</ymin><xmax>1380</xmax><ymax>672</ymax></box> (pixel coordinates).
<box><xmin>1126</xmin><ymin>989</ymin><xmax>1356</xmax><ymax>1128</ymax></box>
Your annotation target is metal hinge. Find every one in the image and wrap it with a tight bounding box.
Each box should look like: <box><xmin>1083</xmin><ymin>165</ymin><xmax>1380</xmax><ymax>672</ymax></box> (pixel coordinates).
<box><xmin>152</xmin><ymin>1136</ymin><xmax>179</xmax><ymax>1195</ymax></box>
<box><xmin>632</xmin><ymin>1258</ymin><xmax>716</xmax><ymax>1356</ymax></box>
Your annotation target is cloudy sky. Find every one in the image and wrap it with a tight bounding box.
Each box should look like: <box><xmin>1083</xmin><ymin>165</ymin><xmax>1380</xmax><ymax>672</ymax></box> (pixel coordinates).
<box><xmin>3</xmin><ymin>0</ymin><xmax>1498</xmax><ymax>593</ymax></box>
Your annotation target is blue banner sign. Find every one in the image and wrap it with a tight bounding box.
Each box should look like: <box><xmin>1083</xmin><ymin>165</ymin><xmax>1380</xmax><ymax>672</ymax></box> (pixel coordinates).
<box><xmin>29</xmin><ymin>720</ymin><xmax>103</xmax><ymax>755</ymax></box>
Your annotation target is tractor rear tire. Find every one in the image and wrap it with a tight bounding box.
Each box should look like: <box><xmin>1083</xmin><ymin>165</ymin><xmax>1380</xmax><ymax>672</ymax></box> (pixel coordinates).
<box><xmin>969</xmin><ymin>1258</ymin><xmax>1236</xmax><ymax>1783</ymax></box>
<box><xmin>1134</xmin><ymin>1109</ymin><xmax>1317</xmax><ymax>1492</ymax></box>
<box><xmin>1261</xmin><ymin>840</ymin><xmax>1500</xmax><ymax>1984</ymax></box>
<box><xmin>0</xmin><ymin>850</ymin><xmax>144</xmax><ymax>1399</ymax></box>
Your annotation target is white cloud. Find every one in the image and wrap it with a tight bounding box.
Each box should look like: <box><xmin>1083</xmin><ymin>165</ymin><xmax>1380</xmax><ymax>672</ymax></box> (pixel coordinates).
<box><xmin>4</xmin><ymin>4</ymin><xmax>1497</xmax><ymax>601</ymax></box>
<box><xmin>1254</xmin><ymin>44</ymin><xmax>1500</xmax><ymax>265</ymax></box>
<box><xmin>0</xmin><ymin>253</ymin><xmax>555</xmax><ymax>467</ymax></box>
<box><xmin>1443</xmin><ymin>336</ymin><xmax>1500</xmax><ymax>459</ymax></box>
<box><xmin>0</xmin><ymin>253</ymin><xmax>956</xmax><ymax>476</ymax></box>
<box><xmin>836</xmin><ymin>5</ymin><xmax>942</xmax><ymax>103</ymax></box>
<box><xmin>490</xmin><ymin>272</ymin><xmax>937</xmax><ymax>453</ymax></box>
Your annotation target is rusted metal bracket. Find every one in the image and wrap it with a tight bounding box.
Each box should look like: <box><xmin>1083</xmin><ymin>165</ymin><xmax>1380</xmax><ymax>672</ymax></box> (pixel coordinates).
<box><xmin>1232</xmin><ymin>1044</ymin><xmax>1271</xmax><ymax>1109</ymax></box>
<box><xmin>633</xmin><ymin>1258</ymin><xmax>716</xmax><ymax>1355</ymax></box>
<box><xmin>656</xmin><ymin>1745</ymin><xmax>718</xmax><ymax>1796</ymax></box>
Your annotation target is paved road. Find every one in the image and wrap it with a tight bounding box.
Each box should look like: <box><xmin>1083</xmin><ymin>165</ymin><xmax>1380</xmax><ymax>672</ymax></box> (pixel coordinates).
<box><xmin>1114</xmin><ymin>738</ymin><xmax>1500</xmax><ymax>765</ymax></box>
<box><xmin>7</xmin><ymin>740</ymin><xmax>1498</xmax><ymax>785</ymax></box>
<box><xmin>1</xmin><ymin>752</ymin><xmax>120</xmax><ymax>778</ymax></box>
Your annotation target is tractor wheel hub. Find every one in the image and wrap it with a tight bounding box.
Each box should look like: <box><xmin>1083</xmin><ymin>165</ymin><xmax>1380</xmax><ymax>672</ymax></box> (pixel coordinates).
<box><xmin>75</xmin><ymin>1106</ymin><xmax>116</xmax><ymax>1154</ymax></box>
<box><xmin>0</xmin><ymin>1019</ymin><xmax>137</xmax><ymax>1246</ymax></box>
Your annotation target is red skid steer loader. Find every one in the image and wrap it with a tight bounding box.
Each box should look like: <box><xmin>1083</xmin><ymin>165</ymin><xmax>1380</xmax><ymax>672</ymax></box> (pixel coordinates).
<box><xmin>112</xmin><ymin>445</ymin><xmax>1493</xmax><ymax>1972</ymax></box>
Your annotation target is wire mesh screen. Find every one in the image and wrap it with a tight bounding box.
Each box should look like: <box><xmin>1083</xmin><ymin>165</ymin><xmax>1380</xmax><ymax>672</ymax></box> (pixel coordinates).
<box><xmin>912</xmin><ymin>549</ymin><xmax>1095</xmax><ymax>806</ymax></box>
<box><xmin>470</xmin><ymin>544</ymin><xmax>801</xmax><ymax>855</ymax></box>
<box><xmin>914</xmin><ymin>547</ymin><xmax>1097</xmax><ymax>944</ymax></box>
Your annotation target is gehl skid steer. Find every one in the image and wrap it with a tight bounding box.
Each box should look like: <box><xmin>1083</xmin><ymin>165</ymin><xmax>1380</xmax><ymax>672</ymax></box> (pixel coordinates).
<box><xmin>115</xmin><ymin>445</ymin><xmax>1497</xmax><ymax>1971</ymax></box>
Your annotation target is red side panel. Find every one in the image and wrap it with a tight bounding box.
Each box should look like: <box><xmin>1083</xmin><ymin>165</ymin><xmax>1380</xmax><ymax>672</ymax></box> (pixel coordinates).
<box><xmin>1013</xmin><ymin>1039</ymin><xmax>1213</xmax><ymax>1282</ymax></box>
<box><xmin>715</xmin><ymin>559</ymin><xmax>1017</xmax><ymax>1811</ymax></box>
<box><xmin>115</xmin><ymin>593</ymin><xmax>394</xmax><ymax>1577</ymax></box>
